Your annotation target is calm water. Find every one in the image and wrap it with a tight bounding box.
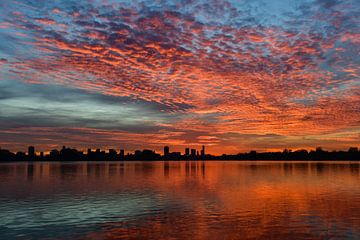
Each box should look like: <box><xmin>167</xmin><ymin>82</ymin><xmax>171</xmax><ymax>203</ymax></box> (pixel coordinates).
<box><xmin>0</xmin><ymin>161</ymin><xmax>360</xmax><ymax>240</ymax></box>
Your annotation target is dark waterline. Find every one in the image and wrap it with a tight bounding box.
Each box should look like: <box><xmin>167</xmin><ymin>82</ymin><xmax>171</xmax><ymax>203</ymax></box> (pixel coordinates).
<box><xmin>0</xmin><ymin>161</ymin><xmax>360</xmax><ymax>239</ymax></box>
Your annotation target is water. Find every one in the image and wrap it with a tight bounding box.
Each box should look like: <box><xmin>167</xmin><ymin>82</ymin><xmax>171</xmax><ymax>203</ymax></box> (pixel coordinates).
<box><xmin>0</xmin><ymin>161</ymin><xmax>359</xmax><ymax>239</ymax></box>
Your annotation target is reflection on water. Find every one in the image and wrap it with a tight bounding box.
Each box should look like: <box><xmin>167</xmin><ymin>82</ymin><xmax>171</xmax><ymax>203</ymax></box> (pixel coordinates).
<box><xmin>0</xmin><ymin>161</ymin><xmax>360</xmax><ymax>239</ymax></box>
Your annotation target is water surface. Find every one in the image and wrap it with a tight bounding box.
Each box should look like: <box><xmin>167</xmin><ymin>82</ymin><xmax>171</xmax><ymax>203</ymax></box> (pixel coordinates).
<box><xmin>0</xmin><ymin>161</ymin><xmax>359</xmax><ymax>239</ymax></box>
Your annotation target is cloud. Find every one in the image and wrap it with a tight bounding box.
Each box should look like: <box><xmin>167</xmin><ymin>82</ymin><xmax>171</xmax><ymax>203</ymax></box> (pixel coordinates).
<box><xmin>0</xmin><ymin>0</ymin><xmax>359</xmax><ymax>153</ymax></box>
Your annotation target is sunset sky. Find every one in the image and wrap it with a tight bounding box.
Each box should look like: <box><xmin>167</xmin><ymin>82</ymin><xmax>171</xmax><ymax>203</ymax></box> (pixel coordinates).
<box><xmin>0</xmin><ymin>0</ymin><xmax>359</xmax><ymax>154</ymax></box>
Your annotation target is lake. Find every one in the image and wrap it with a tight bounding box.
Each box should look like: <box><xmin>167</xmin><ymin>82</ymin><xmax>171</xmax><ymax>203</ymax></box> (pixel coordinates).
<box><xmin>0</xmin><ymin>161</ymin><xmax>359</xmax><ymax>239</ymax></box>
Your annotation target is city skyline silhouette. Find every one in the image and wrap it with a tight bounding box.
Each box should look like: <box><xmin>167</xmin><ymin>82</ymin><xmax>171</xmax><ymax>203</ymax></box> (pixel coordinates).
<box><xmin>1</xmin><ymin>145</ymin><xmax>359</xmax><ymax>161</ymax></box>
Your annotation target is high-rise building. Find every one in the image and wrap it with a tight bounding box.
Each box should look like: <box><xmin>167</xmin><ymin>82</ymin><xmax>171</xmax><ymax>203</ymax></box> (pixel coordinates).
<box><xmin>120</xmin><ymin>149</ymin><xmax>125</xmax><ymax>158</ymax></box>
<box><xmin>164</xmin><ymin>146</ymin><xmax>170</xmax><ymax>157</ymax></box>
<box><xmin>109</xmin><ymin>149</ymin><xmax>117</xmax><ymax>155</ymax></box>
<box><xmin>28</xmin><ymin>146</ymin><xmax>35</xmax><ymax>158</ymax></box>
<box><xmin>185</xmin><ymin>148</ymin><xmax>190</xmax><ymax>156</ymax></box>
<box><xmin>191</xmin><ymin>149</ymin><xmax>196</xmax><ymax>158</ymax></box>
<box><xmin>201</xmin><ymin>145</ymin><xmax>205</xmax><ymax>158</ymax></box>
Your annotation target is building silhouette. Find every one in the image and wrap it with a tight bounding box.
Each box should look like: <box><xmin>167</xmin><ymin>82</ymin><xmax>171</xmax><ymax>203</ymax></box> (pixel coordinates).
<box><xmin>185</xmin><ymin>148</ymin><xmax>190</xmax><ymax>156</ymax></box>
<box><xmin>201</xmin><ymin>145</ymin><xmax>205</xmax><ymax>159</ymax></box>
<box><xmin>108</xmin><ymin>149</ymin><xmax>117</xmax><ymax>160</ymax></box>
<box><xmin>28</xmin><ymin>146</ymin><xmax>35</xmax><ymax>158</ymax></box>
<box><xmin>191</xmin><ymin>149</ymin><xmax>196</xmax><ymax>158</ymax></box>
<box><xmin>164</xmin><ymin>146</ymin><xmax>169</xmax><ymax>158</ymax></box>
<box><xmin>120</xmin><ymin>149</ymin><xmax>125</xmax><ymax>158</ymax></box>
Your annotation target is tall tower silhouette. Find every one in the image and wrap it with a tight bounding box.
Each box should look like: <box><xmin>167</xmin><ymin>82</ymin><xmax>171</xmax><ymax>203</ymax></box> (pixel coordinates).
<box><xmin>185</xmin><ymin>148</ymin><xmax>190</xmax><ymax>156</ymax></box>
<box><xmin>164</xmin><ymin>146</ymin><xmax>169</xmax><ymax>157</ymax></box>
<box><xmin>28</xmin><ymin>146</ymin><xmax>35</xmax><ymax>158</ymax></box>
<box><xmin>201</xmin><ymin>145</ymin><xmax>205</xmax><ymax>159</ymax></box>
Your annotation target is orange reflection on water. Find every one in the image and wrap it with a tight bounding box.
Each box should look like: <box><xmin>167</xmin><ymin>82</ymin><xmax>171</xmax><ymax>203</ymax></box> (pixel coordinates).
<box><xmin>0</xmin><ymin>161</ymin><xmax>359</xmax><ymax>239</ymax></box>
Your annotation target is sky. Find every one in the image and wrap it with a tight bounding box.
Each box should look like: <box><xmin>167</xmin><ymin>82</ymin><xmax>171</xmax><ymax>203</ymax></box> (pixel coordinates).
<box><xmin>0</xmin><ymin>0</ymin><xmax>359</xmax><ymax>154</ymax></box>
